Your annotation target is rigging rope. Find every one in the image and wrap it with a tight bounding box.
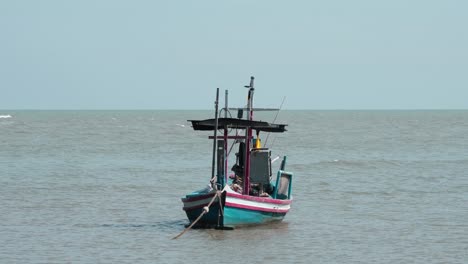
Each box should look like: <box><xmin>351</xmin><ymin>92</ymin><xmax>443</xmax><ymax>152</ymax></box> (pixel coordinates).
<box><xmin>172</xmin><ymin>190</ymin><xmax>223</xmax><ymax>240</ymax></box>
<box><xmin>264</xmin><ymin>96</ymin><xmax>286</xmax><ymax>147</ymax></box>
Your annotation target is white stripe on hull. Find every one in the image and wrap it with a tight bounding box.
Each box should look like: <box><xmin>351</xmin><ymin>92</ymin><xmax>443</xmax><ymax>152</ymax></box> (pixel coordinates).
<box><xmin>225</xmin><ymin>195</ymin><xmax>291</xmax><ymax>212</ymax></box>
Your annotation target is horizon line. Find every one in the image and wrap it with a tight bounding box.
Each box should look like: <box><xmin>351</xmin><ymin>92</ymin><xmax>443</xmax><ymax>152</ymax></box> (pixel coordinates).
<box><xmin>1</xmin><ymin>108</ymin><xmax>467</xmax><ymax>111</ymax></box>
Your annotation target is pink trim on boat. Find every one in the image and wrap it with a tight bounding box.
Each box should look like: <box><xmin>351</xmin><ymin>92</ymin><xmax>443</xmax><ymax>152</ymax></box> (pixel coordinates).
<box><xmin>226</xmin><ymin>192</ymin><xmax>292</xmax><ymax>205</ymax></box>
<box><xmin>225</xmin><ymin>202</ymin><xmax>289</xmax><ymax>213</ymax></box>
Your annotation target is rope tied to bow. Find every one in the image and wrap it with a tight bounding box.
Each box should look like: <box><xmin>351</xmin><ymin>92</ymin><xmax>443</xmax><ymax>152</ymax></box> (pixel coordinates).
<box><xmin>173</xmin><ymin>189</ymin><xmax>224</xmax><ymax>239</ymax></box>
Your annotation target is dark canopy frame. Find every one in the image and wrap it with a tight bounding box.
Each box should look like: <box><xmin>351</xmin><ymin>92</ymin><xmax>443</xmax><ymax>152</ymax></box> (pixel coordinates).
<box><xmin>188</xmin><ymin>118</ymin><xmax>287</xmax><ymax>133</ymax></box>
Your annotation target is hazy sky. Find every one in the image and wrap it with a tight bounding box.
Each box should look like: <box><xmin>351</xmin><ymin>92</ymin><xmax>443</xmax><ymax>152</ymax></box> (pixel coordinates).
<box><xmin>1</xmin><ymin>0</ymin><xmax>467</xmax><ymax>109</ymax></box>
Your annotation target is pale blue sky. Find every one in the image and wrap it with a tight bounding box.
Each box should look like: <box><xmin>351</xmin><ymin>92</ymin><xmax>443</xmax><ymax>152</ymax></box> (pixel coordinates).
<box><xmin>1</xmin><ymin>0</ymin><xmax>467</xmax><ymax>109</ymax></box>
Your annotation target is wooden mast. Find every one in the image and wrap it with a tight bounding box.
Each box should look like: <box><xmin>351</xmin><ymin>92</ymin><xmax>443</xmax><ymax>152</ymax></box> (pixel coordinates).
<box><xmin>224</xmin><ymin>90</ymin><xmax>229</xmax><ymax>187</ymax></box>
<box><xmin>243</xmin><ymin>76</ymin><xmax>255</xmax><ymax>195</ymax></box>
<box><xmin>211</xmin><ymin>88</ymin><xmax>220</xmax><ymax>189</ymax></box>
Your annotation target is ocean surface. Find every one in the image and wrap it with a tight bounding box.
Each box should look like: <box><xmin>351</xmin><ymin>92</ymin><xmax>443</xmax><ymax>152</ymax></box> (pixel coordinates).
<box><xmin>1</xmin><ymin>110</ymin><xmax>467</xmax><ymax>263</ymax></box>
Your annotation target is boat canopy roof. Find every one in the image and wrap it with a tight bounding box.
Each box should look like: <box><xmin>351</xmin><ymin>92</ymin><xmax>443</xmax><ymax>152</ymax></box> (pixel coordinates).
<box><xmin>189</xmin><ymin>118</ymin><xmax>287</xmax><ymax>133</ymax></box>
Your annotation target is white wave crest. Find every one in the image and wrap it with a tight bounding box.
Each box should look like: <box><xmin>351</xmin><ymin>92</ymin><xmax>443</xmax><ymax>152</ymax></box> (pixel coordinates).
<box><xmin>0</xmin><ymin>115</ymin><xmax>12</xmax><ymax>119</ymax></box>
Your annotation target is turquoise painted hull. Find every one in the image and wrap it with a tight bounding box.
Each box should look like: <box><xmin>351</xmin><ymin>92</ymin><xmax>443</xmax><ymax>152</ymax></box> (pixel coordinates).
<box><xmin>223</xmin><ymin>206</ymin><xmax>286</xmax><ymax>226</ymax></box>
<box><xmin>184</xmin><ymin>204</ymin><xmax>286</xmax><ymax>227</ymax></box>
<box><xmin>182</xmin><ymin>195</ymin><xmax>288</xmax><ymax>227</ymax></box>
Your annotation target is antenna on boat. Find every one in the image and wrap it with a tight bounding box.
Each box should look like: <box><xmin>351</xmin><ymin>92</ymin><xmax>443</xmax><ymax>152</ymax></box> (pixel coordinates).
<box><xmin>264</xmin><ymin>96</ymin><xmax>286</xmax><ymax>147</ymax></box>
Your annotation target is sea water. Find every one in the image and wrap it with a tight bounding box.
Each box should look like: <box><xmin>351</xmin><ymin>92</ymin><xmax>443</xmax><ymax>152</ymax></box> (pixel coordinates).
<box><xmin>1</xmin><ymin>110</ymin><xmax>467</xmax><ymax>263</ymax></box>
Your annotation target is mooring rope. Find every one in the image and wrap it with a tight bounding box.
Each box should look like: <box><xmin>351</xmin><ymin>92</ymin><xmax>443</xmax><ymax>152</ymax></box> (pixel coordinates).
<box><xmin>172</xmin><ymin>190</ymin><xmax>222</xmax><ymax>240</ymax></box>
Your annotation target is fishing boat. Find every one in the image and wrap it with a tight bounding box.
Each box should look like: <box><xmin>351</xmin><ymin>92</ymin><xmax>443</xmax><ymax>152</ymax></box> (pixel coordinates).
<box><xmin>181</xmin><ymin>76</ymin><xmax>293</xmax><ymax>228</ymax></box>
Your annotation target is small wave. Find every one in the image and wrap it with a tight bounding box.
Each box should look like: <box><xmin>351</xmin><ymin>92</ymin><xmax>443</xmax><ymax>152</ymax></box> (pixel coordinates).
<box><xmin>0</xmin><ymin>114</ymin><xmax>12</xmax><ymax>119</ymax></box>
<box><xmin>316</xmin><ymin>159</ymin><xmax>401</xmax><ymax>166</ymax></box>
<box><xmin>98</xmin><ymin>220</ymin><xmax>187</xmax><ymax>231</ymax></box>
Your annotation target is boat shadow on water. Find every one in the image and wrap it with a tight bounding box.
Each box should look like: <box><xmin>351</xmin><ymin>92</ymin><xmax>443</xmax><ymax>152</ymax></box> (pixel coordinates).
<box><xmin>185</xmin><ymin>221</ymin><xmax>291</xmax><ymax>241</ymax></box>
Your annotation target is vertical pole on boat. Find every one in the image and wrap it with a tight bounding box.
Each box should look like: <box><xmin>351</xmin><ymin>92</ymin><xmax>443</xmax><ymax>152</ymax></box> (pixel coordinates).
<box><xmin>224</xmin><ymin>90</ymin><xmax>229</xmax><ymax>186</ymax></box>
<box><xmin>211</xmin><ymin>88</ymin><xmax>220</xmax><ymax>189</ymax></box>
<box><xmin>280</xmin><ymin>156</ymin><xmax>287</xmax><ymax>170</ymax></box>
<box><xmin>243</xmin><ymin>76</ymin><xmax>255</xmax><ymax>195</ymax></box>
<box><xmin>248</xmin><ymin>76</ymin><xmax>254</xmax><ymax>121</ymax></box>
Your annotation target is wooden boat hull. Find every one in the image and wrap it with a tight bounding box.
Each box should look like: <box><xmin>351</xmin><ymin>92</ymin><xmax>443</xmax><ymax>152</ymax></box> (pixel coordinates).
<box><xmin>182</xmin><ymin>186</ymin><xmax>292</xmax><ymax>228</ymax></box>
<box><xmin>182</xmin><ymin>191</ymin><xmax>225</xmax><ymax>227</ymax></box>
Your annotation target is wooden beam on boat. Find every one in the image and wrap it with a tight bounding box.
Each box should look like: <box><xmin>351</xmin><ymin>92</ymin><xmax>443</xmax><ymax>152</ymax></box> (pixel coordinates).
<box><xmin>208</xmin><ymin>136</ymin><xmax>249</xmax><ymax>139</ymax></box>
